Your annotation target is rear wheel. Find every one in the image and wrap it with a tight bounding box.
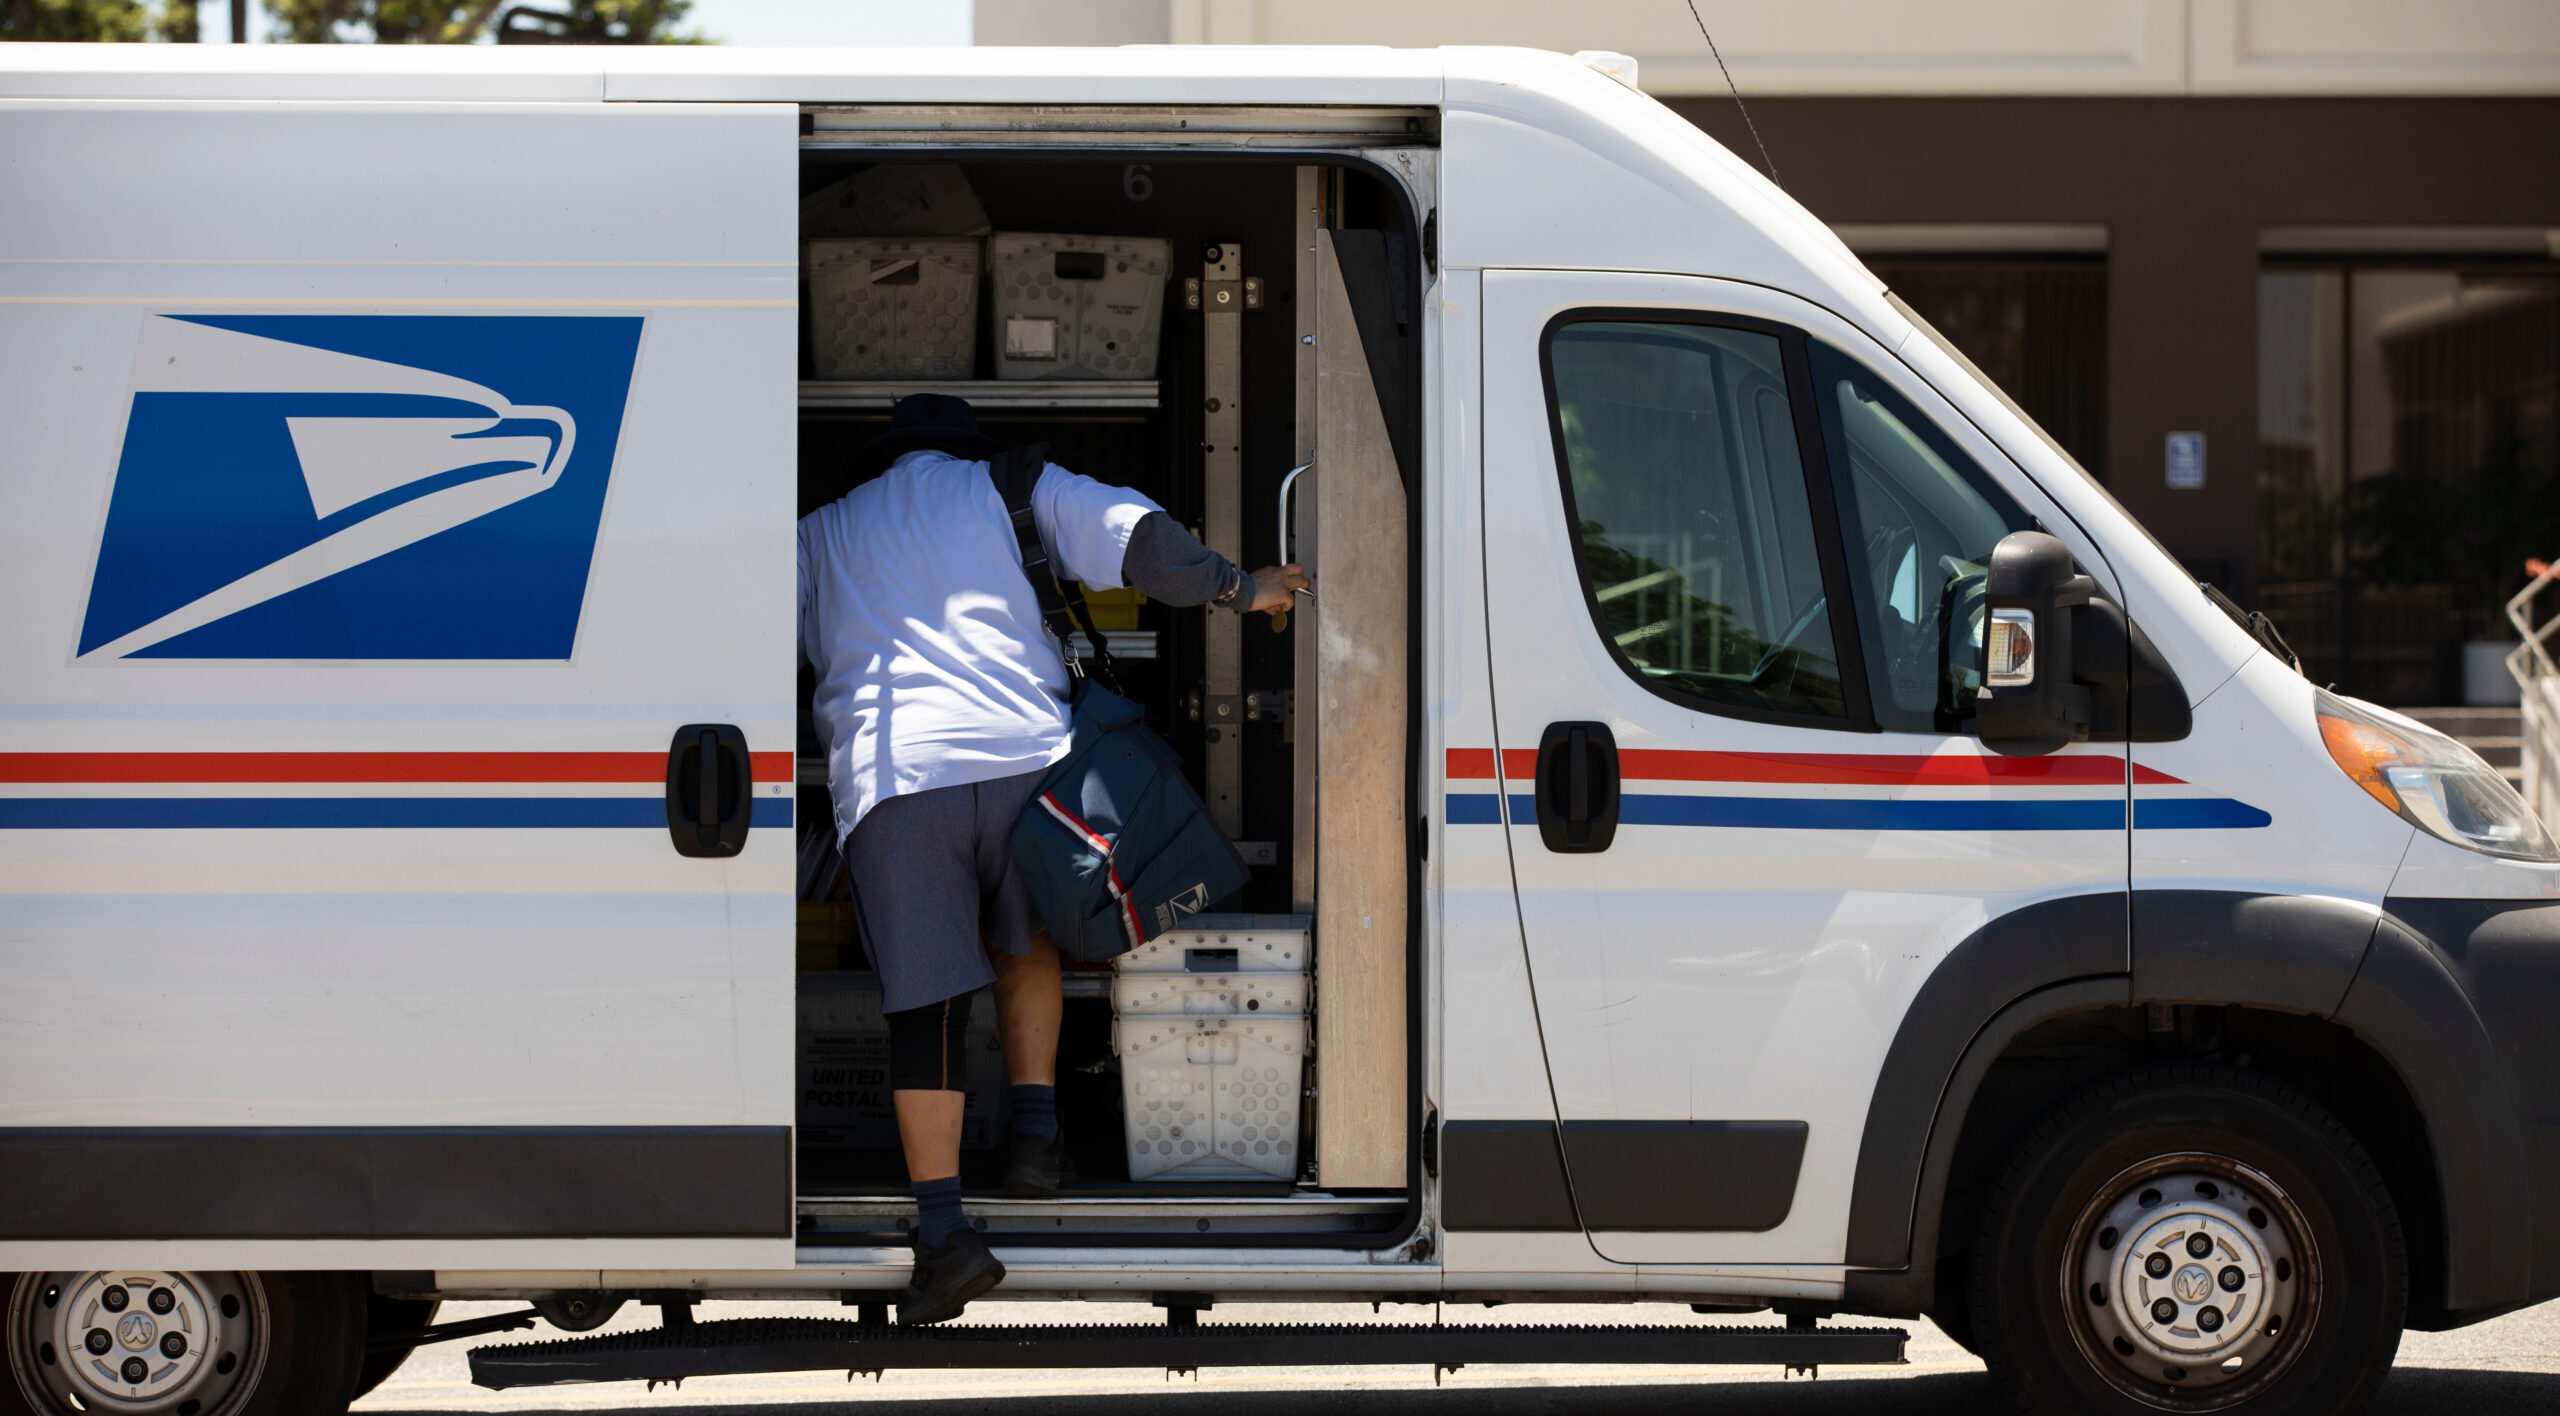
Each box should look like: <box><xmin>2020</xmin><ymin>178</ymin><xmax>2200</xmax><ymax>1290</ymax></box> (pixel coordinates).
<box><xmin>1968</xmin><ymin>1064</ymin><xmax>2405</xmax><ymax>1414</ymax></box>
<box><xmin>3</xmin><ymin>1271</ymin><xmax>364</xmax><ymax>1416</ymax></box>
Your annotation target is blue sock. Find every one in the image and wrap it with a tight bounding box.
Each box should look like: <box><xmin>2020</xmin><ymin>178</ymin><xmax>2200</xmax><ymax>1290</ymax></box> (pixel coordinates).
<box><xmin>913</xmin><ymin>1175</ymin><xmax>966</xmax><ymax>1250</ymax></box>
<box><xmin>1009</xmin><ymin>1083</ymin><xmax>1059</xmax><ymax>1142</ymax></box>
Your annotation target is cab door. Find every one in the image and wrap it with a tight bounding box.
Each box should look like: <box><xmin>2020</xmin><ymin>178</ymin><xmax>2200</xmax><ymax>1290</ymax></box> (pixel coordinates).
<box><xmin>0</xmin><ymin>98</ymin><xmax>798</xmax><ymax>1271</ymax></box>
<box><xmin>1473</xmin><ymin>270</ymin><xmax>2130</xmax><ymax>1265</ymax></box>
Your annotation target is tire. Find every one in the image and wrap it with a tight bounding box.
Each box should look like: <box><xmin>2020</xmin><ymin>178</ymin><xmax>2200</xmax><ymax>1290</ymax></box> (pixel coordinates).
<box><xmin>4</xmin><ymin>1270</ymin><xmax>366</xmax><ymax>1416</ymax></box>
<box><xmin>1968</xmin><ymin>1064</ymin><xmax>2406</xmax><ymax>1415</ymax></box>
<box><xmin>1930</xmin><ymin>1292</ymin><xmax>1982</xmax><ymax>1357</ymax></box>
<box><xmin>351</xmin><ymin>1295</ymin><xmax>439</xmax><ymax>1402</ymax></box>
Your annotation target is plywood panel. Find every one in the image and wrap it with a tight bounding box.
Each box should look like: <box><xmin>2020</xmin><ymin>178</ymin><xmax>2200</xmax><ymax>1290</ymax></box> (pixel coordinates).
<box><xmin>1291</xmin><ymin>166</ymin><xmax>1322</xmax><ymax>915</ymax></box>
<box><xmin>1312</xmin><ymin>230</ymin><xmax>1408</xmax><ymax>1190</ymax></box>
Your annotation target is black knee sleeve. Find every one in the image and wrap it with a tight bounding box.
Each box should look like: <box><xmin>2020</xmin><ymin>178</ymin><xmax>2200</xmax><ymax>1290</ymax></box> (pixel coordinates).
<box><xmin>886</xmin><ymin>990</ymin><xmax>977</xmax><ymax>1092</ymax></box>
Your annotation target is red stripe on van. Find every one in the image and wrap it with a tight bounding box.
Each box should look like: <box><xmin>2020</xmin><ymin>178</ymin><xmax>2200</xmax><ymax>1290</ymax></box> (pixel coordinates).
<box><xmin>0</xmin><ymin>752</ymin><xmax>798</xmax><ymax>784</ymax></box>
<box><xmin>1444</xmin><ymin>746</ymin><xmax>2183</xmax><ymax>787</ymax></box>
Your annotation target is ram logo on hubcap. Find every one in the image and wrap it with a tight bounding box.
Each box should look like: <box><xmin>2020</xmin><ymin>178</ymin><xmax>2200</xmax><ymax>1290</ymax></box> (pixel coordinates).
<box><xmin>116</xmin><ymin>1312</ymin><xmax>156</xmax><ymax>1350</ymax></box>
<box><xmin>2172</xmin><ymin>1265</ymin><xmax>2215</xmax><ymax>1305</ymax></box>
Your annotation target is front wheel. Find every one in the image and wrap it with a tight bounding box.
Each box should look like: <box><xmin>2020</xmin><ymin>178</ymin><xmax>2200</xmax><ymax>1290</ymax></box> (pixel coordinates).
<box><xmin>1968</xmin><ymin>1064</ymin><xmax>2406</xmax><ymax>1414</ymax></box>
<box><xmin>3</xmin><ymin>1270</ymin><xmax>364</xmax><ymax>1416</ymax></box>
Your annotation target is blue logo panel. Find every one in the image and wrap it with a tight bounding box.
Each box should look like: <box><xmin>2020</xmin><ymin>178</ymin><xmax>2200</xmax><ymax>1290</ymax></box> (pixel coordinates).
<box><xmin>79</xmin><ymin>314</ymin><xmax>645</xmax><ymax>660</ymax></box>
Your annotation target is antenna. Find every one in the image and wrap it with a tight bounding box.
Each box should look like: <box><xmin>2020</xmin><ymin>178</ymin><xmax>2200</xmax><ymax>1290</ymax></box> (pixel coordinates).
<box><xmin>1684</xmin><ymin>0</ymin><xmax>1782</xmax><ymax>191</ymax></box>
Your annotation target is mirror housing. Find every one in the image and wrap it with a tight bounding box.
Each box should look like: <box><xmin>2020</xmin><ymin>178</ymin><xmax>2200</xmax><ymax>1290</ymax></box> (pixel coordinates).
<box><xmin>1976</xmin><ymin>530</ymin><xmax>2097</xmax><ymax>757</ymax></box>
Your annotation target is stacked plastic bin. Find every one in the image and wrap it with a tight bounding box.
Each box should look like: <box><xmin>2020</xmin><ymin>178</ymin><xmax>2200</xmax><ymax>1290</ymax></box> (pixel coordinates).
<box><xmin>804</xmin><ymin>237</ymin><xmax>982</xmax><ymax>379</ymax></box>
<box><xmin>1111</xmin><ymin>914</ymin><xmax>1310</xmax><ymax>1182</ymax></box>
<box><xmin>987</xmin><ymin>233</ymin><xmax>1171</xmax><ymax>380</ymax></box>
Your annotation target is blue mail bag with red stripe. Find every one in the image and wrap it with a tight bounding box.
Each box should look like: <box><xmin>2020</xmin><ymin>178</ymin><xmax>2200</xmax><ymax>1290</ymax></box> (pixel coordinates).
<box><xmin>980</xmin><ymin>442</ymin><xmax>1248</xmax><ymax>962</ymax></box>
<box><xmin>1012</xmin><ymin>680</ymin><xmax>1249</xmax><ymax>962</ymax></box>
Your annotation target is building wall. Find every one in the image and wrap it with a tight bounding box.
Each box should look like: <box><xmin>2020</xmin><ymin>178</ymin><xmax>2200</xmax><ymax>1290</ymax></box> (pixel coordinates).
<box><xmin>1155</xmin><ymin>0</ymin><xmax>2560</xmax><ymax>96</ymax></box>
<box><xmin>1670</xmin><ymin>96</ymin><xmax>2560</xmax><ymax>600</ymax></box>
<box><xmin>976</xmin><ymin>0</ymin><xmax>1169</xmax><ymax>47</ymax></box>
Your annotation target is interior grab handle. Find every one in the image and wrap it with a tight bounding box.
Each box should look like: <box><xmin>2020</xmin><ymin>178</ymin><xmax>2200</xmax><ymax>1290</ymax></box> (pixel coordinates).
<box><xmin>1277</xmin><ymin>461</ymin><xmax>1314</xmax><ymax>595</ymax></box>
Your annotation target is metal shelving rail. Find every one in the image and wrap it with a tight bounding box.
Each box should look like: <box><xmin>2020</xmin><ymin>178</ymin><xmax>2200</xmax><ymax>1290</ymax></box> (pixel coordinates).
<box><xmin>800</xmin><ymin>379</ymin><xmax>1161</xmax><ymax>412</ymax></box>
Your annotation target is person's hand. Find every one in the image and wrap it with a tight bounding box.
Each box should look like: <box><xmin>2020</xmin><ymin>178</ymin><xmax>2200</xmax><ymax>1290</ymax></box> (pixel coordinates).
<box><xmin>1246</xmin><ymin>564</ymin><xmax>1310</xmax><ymax>615</ymax></box>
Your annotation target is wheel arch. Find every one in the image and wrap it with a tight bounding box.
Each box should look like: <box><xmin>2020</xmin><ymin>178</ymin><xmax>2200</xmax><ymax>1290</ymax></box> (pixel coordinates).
<box><xmin>1840</xmin><ymin>889</ymin><xmax>2530</xmax><ymax>1327</ymax></box>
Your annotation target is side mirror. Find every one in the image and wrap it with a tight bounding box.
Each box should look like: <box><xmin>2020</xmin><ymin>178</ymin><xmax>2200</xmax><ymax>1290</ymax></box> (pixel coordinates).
<box><xmin>1976</xmin><ymin>530</ymin><xmax>2097</xmax><ymax>757</ymax></box>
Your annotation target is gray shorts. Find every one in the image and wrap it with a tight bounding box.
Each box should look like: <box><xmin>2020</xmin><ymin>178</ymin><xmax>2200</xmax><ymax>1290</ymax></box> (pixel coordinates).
<box><xmin>844</xmin><ymin>767</ymin><xmax>1047</xmax><ymax>1014</ymax></box>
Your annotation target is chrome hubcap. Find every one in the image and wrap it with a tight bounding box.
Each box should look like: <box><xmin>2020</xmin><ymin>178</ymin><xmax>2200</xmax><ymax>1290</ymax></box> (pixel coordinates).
<box><xmin>2068</xmin><ymin>1157</ymin><xmax>2314</xmax><ymax>1407</ymax></box>
<box><xmin>9</xmin><ymin>1272</ymin><xmax>266</xmax><ymax>1416</ymax></box>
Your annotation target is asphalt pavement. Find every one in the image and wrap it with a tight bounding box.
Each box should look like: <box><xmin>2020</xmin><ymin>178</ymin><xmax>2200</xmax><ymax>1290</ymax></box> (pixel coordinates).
<box><xmin>356</xmin><ymin>1296</ymin><xmax>2560</xmax><ymax>1415</ymax></box>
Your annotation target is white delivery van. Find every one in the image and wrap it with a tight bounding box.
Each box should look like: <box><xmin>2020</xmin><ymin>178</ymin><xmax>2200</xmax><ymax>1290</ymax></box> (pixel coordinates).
<box><xmin>2</xmin><ymin>42</ymin><xmax>2554</xmax><ymax>1416</ymax></box>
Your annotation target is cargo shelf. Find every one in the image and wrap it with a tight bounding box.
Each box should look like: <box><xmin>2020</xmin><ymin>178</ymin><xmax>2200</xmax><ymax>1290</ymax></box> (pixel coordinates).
<box><xmin>470</xmin><ymin>1316</ymin><xmax>1907</xmax><ymax>1389</ymax></box>
<box><xmin>800</xmin><ymin>379</ymin><xmax>1160</xmax><ymax>412</ymax></box>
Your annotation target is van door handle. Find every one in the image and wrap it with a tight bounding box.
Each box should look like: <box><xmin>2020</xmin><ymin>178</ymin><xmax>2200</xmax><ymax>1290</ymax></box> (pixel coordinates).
<box><xmin>666</xmin><ymin>723</ymin><xmax>752</xmax><ymax>859</ymax></box>
<box><xmin>696</xmin><ymin>729</ymin><xmax>718</xmax><ymax>842</ymax></box>
<box><xmin>1534</xmin><ymin>721</ymin><xmax>1619</xmax><ymax>854</ymax></box>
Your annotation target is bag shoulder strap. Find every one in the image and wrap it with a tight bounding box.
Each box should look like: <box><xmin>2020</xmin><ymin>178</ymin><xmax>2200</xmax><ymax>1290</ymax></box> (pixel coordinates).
<box><xmin>988</xmin><ymin>443</ymin><xmax>1121</xmax><ymax>692</ymax></box>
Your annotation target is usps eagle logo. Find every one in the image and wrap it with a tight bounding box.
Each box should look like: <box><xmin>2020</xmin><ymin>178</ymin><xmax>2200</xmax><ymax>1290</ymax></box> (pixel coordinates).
<box><xmin>76</xmin><ymin>313</ymin><xmax>644</xmax><ymax>660</ymax></box>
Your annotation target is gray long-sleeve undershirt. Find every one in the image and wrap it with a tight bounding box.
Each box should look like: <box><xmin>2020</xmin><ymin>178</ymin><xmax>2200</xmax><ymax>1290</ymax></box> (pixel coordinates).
<box><xmin>1118</xmin><ymin>511</ymin><xmax>1257</xmax><ymax>611</ymax></box>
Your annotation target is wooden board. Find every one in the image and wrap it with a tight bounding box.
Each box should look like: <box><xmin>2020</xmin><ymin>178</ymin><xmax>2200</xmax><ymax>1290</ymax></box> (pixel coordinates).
<box><xmin>1312</xmin><ymin>229</ymin><xmax>1409</xmax><ymax>1190</ymax></box>
<box><xmin>1291</xmin><ymin>167</ymin><xmax>1322</xmax><ymax>914</ymax></box>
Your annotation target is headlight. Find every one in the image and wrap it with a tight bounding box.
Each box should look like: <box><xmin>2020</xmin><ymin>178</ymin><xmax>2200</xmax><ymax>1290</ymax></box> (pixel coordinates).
<box><xmin>2315</xmin><ymin>689</ymin><xmax>2559</xmax><ymax>862</ymax></box>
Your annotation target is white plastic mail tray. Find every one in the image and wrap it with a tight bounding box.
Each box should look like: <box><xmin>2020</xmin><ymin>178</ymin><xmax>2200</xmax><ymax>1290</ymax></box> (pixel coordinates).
<box><xmin>806</xmin><ymin>237</ymin><xmax>982</xmax><ymax>380</ymax></box>
<box><xmin>1113</xmin><ymin>914</ymin><xmax>1310</xmax><ymax>976</ymax></box>
<box><xmin>1114</xmin><ymin>1014</ymin><xmax>1306</xmax><ymax>1182</ymax></box>
<box><xmin>1110</xmin><ymin>970</ymin><xmax>1309</xmax><ymax>1018</ymax></box>
<box><xmin>987</xmin><ymin>233</ymin><xmax>1171</xmax><ymax>381</ymax></box>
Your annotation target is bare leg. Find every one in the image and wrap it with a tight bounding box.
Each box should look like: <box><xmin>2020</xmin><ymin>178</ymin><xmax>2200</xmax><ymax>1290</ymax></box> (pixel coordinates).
<box><xmin>894</xmin><ymin>1090</ymin><xmax>966</xmax><ymax>1183</ymax></box>
<box><xmin>989</xmin><ymin>931</ymin><xmax>1062</xmax><ymax>1087</ymax></box>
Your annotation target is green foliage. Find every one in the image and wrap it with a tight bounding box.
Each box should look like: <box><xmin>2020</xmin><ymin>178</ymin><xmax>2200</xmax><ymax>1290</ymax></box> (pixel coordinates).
<box><xmin>1</xmin><ymin>0</ymin><xmax>198</xmax><ymax>41</ymax></box>
<box><xmin>505</xmin><ymin>0</ymin><xmax>702</xmax><ymax>42</ymax></box>
<box><xmin>266</xmin><ymin>0</ymin><xmax>698</xmax><ymax>43</ymax></box>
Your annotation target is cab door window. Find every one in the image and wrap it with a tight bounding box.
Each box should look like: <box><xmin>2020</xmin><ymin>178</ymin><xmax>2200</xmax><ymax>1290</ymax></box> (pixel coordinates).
<box><xmin>1544</xmin><ymin>317</ymin><xmax>1855</xmax><ymax>725</ymax></box>
<box><xmin>1808</xmin><ymin>341</ymin><xmax>2034</xmax><ymax>733</ymax></box>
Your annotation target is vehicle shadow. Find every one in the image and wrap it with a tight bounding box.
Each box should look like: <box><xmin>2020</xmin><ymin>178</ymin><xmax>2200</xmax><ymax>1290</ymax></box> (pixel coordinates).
<box><xmin>387</xmin><ymin>1364</ymin><xmax>2560</xmax><ymax>1416</ymax></box>
<box><xmin>393</xmin><ymin>1373</ymin><xmax>1994</xmax><ymax>1416</ymax></box>
<box><xmin>2371</xmin><ymin>1366</ymin><xmax>2560</xmax><ymax>1414</ymax></box>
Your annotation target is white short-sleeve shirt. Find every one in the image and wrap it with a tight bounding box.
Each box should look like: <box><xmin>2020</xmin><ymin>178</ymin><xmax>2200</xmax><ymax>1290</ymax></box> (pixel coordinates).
<box><xmin>798</xmin><ymin>449</ymin><xmax>1161</xmax><ymax>842</ymax></box>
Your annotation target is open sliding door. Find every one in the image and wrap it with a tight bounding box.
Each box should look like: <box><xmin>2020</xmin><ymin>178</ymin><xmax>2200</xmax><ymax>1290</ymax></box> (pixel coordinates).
<box><xmin>1301</xmin><ymin>224</ymin><xmax>1410</xmax><ymax>1190</ymax></box>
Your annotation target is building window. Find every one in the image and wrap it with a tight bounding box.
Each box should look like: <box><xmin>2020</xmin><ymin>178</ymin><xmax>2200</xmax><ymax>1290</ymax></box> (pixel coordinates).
<box><xmin>1866</xmin><ymin>258</ymin><xmax>2109</xmax><ymax>480</ymax></box>
<box><xmin>2258</xmin><ymin>265</ymin><xmax>2560</xmax><ymax>703</ymax></box>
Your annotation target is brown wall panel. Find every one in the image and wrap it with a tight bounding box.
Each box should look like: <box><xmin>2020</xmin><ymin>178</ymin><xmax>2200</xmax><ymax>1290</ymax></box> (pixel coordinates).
<box><xmin>1665</xmin><ymin>97</ymin><xmax>2560</xmax><ymax>597</ymax></box>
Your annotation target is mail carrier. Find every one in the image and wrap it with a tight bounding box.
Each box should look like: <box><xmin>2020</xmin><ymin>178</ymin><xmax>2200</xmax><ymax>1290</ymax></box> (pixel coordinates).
<box><xmin>2</xmin><ymin>41</ymin><xmax>2555</xmax><ymax>1416</ymax></box>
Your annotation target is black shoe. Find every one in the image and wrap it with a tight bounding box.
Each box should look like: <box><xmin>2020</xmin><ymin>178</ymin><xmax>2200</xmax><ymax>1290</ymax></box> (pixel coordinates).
<box><xmin>998</xmin><ymin>1127</ymin><xmax>1075</xmax><ymax>1197</ymax></box>
<box><xmin>898</xmin><ymin>1228</ymin><xmax>1005</xmax><ymax>1326</ymax></box>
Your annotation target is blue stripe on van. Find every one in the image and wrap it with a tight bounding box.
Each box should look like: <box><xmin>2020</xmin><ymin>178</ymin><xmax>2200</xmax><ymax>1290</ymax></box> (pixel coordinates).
<box><xmin>1445</xmin><ymin>792</ymin><xmax>1507</xmax><ymax>826</ymax></box>
<box><xmin>1444</xmin><ymin>792</ymin><xmax>2266</xmax><ymax>831</ymax></box>
<box><xmin>0</xmin><ymin>797</ymin><xmax>793</xmax><ymax>829</ymax></box>
<box><xmin>2132</xmin><ymin>796</ymin><xmax>2275</xmax><ymax>830</ymax></box>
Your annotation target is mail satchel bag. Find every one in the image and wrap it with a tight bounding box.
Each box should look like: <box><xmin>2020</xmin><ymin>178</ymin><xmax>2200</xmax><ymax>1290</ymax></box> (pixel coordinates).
<box><xmin>987</xmin><ymin>445</ymin><xmax>1248</xmax><ymax>962</ymax></box>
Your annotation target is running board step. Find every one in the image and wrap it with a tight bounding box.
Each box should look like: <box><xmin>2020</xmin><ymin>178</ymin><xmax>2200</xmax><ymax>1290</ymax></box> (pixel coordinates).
<box><xmin>469</xmin><ymin>1318</ymin><xmax>1907</xmax><ymax>1389</ymax></box>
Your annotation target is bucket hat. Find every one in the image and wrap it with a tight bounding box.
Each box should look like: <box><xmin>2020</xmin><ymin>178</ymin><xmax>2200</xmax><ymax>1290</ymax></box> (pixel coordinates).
<box><xmin>847</xmin><ymin>393</ymin><xmax>1003</xmax><ymax>482</ymax></box>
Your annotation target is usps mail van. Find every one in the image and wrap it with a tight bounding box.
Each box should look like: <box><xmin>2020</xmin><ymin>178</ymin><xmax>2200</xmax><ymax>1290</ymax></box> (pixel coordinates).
<box><xmin>3</xmin><ymin>41</ymin><xmax>2556</xmax><ymax>1416</ymax></box>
